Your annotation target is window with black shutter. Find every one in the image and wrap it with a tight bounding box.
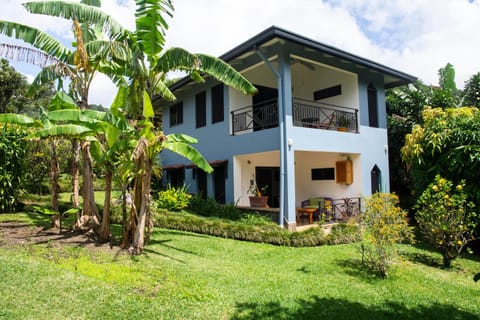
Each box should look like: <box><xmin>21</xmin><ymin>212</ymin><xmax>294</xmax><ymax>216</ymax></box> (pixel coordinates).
<box><xmin>368</xmin><ymin>84</ymin><xmax>378</xmax><ymax>128</ymax></box>
<box><xmin>211</xmin><ymin>84</ymin><xmax>224</xmax><ymax>124</ymax></box>
<box><xmin>196</xmin><ymin>91</ymin><xmax>206</xmax><ymax>128</ymax></box>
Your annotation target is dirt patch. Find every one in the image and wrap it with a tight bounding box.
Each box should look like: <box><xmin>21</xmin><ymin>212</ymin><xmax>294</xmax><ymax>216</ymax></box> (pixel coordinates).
<box><xmin>0</xmin><ymin>222</ymin><xmax>124</xmax><ymax>255</ymax></box>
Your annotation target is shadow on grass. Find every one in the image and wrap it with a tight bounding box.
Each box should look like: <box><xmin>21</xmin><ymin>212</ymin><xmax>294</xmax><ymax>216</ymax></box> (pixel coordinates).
<box><xmin>143</xmin><ymin>238</ymin><xmax>201</xmax><ymax>261</ymax></box>
<box><xmin>399</xmin><ymin>250</ymin><xmax>443</xmax><ymax>268</ymax></box>
<box><xmin>231</xmin><ymin>296</ymin><xmax>478</xmax><ymax>320</ymax></box>
<box><xmin>156</xmin><ymin>229</ymin><xmax>209</xmax><ymax>239</ymax></box>
<box><xmin>142</xmin><ymin>247</ymin><xmax>186</xmax><ymax>263</ymax></box>
<box><xmin>333</xmin><ymin>258</ymin><xmax>381</xmax><ymax>282</ymax></box>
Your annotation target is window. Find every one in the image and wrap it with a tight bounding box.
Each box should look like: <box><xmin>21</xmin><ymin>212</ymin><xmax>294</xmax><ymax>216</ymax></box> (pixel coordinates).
<box><xmin>311</xmin><ymin>168</ymin><xmax>335</xmax><ymax>180</ymax></box>
<box><xmin>166</xmin><ymin>167</ymin><xmax>185</xmax><ymax>188</ymax></box>
<box><xmin>211</xmin><ymin>84</ymin><xmax>224</xmax><ymax>123</ymax></box>
<box><xmin>169</xmin><ymin>102</ymin><xmax>183</xmax><ymax>127</ymax></box>
<box><xmin>371</xmin><ymin>165</ymin><xmax>381</xmax><ymax>194</ymax></box>
<box><xmin>368</xmin><ymin>84</ymin><xmax>378</xmax><ymax>128</ymax></box>
<box><xmin>195</xmin><ymin>91</ymin><xmax>206</xmax><ymax>128</ymax></box>
<box><xmin>313</xmin><ymin>85</ymin><xmax>342</xmax><ymax>101</ymax></box>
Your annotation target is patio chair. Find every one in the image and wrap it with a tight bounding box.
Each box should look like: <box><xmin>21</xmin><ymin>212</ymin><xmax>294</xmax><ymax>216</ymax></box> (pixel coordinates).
<box><xmin>314</xmin><ymin>113</ymin><xmax>335</xmax><ymax>129</ymax></box>
<box><xmin>300</xmin><ymin>197</ymin><xmax>325</xmax><ymax>221</ymax></box>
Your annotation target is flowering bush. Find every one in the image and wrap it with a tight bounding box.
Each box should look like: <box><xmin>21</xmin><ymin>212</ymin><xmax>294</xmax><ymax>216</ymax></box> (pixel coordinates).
<box><xmin>416</xmin><ymin>175</ymin><xmax>477</xmax><ymax>268</ymax></box>
<box><xmin>361</xmin><ymin>193</ymin><xmax>413</xmax><ymax>278</ymax></box>
<box><xmin>157</xmin><ymin>184</ymin><xmax>192</xmax><ymax>211</ymax></box>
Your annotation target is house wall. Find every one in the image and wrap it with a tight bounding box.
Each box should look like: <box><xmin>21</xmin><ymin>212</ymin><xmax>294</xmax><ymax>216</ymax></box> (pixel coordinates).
<box><xmin>357</xmin><ymin>71</ymin><xmax>387</xmax><ymax>128</ymax></box>
<box><xmin>162</xmin><ymin>80</ymin><xmax>281</xmax><ymax>203</ymax></box>
<box><xmin>162</xmin><ymin>43</ymin><xmax>392</xmax><ymax>223</ymax></box>
<box><xmin>291</xmin><ymin>56</ymin><xmax>359</xmax><ymax>110</ymax></box>
<box><xmin>233</xmin><ymin>151</ymin><xmax>280</xmax><ymax>206</ymax></box>
<box><xmin>294</xmin><ymin>151</ymin><xmax>362</xmax><ymax>205</ymax></box>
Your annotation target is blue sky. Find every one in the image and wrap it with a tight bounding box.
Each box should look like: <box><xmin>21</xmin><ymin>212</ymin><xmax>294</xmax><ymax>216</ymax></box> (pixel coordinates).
<box><xmin>1</xmin><ymin>0</ymin><xmax>480</xmax><ymax>106</ymax></box>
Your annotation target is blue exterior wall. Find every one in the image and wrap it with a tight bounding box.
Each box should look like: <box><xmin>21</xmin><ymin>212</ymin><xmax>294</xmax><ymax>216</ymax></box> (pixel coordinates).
<box><xmin>161</xmin><ymin>38</ymin><xmax>397</xmax><ymax>228</ymax></box>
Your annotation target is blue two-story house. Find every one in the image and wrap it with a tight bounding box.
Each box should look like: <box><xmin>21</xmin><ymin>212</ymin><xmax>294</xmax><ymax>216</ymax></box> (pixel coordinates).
<box><xmin>160</xmin><ymin>26</ymin><xmax>416</xmax><ymax>230</ymax></box>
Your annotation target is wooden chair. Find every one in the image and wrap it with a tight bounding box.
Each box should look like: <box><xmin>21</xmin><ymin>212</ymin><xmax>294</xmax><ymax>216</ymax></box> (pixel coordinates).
<box><xmin>314</xmin><ymin>113</ymin><xmax>335</xmax><ymax>129</ymax></box>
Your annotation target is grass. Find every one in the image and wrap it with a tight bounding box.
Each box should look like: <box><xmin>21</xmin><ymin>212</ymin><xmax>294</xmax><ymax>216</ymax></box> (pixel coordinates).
<box><xmin>0</xmin><ymin>214</ymin><xmax>479</xmax><ymax>319</ymax></box>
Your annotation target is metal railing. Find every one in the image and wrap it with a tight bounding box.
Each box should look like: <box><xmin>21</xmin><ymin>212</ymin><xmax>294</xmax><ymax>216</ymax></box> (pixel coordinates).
<box><xmin>231</xmin><ymin>98</ymin><xmax>358</xmax><ymax>135</ymax></box>
<box><xmin>231</xmin><ymin>99</ymin><xmax>278</xmax><ymax>135</ymax></box>
<box><xmin>293</xmin><ymin>98</ymin><xmax>358</xmax><ymax>132</ymax></box>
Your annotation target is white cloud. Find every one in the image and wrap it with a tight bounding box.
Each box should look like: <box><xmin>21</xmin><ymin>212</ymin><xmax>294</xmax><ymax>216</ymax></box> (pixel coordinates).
<box><xmin>3</xmin><ymin>0</ymin><xmax>480</xmax><ymax>105</ymax></box>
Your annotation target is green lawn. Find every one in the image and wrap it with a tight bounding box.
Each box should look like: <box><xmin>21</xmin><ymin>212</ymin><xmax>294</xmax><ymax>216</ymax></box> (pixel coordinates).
<box><xmin>0</xmin><ymin>214</ymin><xmax>479</xmax><ymax>319</ymax></box>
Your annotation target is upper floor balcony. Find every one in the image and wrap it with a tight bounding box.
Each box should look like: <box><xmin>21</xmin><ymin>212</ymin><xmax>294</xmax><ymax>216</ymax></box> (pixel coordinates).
<box><xmin>231</xmin><ymin>98</ymin><xmax>358</xmax><ymax>135</ymax></box>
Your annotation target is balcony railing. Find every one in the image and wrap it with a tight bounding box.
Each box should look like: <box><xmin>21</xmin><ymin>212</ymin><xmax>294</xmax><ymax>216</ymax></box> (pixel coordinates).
<box><xmin>231</xmin><ymin>98</ymin><xmax>358</xmax><ymax>135</ymax></box>
<box><xmin>293</xmin><ymin>98</ymin><xmax>358</xmax><ymax>132</ymax></box>
<box><xmin>231</xmin><ymin>99</ymin><xmax>278</xmax><ymax>135</ymax></box>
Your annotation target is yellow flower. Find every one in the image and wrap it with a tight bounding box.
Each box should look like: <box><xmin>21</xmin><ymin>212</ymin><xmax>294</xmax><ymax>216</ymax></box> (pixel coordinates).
<box><xmin>456</xmin><ymin>185</ymin><xmax>463</xmax><ymax>191</ymax></box>
<box><xmin>457</xmin><ymin>240</ymin><xmax>462</xmax><ymax>245</ymax></box>
<box><xmin>432</xmin><ymin>185</ymin><xmax>439</xmax><ymax>192</ymax></box>
<box><xmin>443</xmin><ymin>194</ymin><xmax>449</xmax><ymax>200</ymax></box>
<box><xmin>438</xmin><ymin>240</ymin><xmax>443</xmax><ymax>245</ymax></box>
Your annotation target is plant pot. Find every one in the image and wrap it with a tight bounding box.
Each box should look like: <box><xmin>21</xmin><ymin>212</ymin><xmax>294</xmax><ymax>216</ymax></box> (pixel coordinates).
<box><xmin>249</xmin><ymin>196</ymin><xmax>269</xmax><ymax>208</ymax></box>
<box><xmin>337</xmin><ymin>127</ymin><xmax>348</xmax><ymax>132</ymax></box>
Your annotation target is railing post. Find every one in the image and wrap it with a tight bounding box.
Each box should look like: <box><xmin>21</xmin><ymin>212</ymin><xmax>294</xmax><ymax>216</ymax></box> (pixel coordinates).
<box><xmin>231</xmin><ymin>110</ymin><xmax>235</xmax><ymax>136</ymax></box>
<box><xmin>355</xmin><ymin>109</ymin><xmax>359</xmax><ymax>133</ymax></box>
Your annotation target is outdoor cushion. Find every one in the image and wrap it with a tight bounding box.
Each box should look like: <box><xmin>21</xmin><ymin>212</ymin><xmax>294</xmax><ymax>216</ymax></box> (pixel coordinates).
<box><xmin>303</xmin><ymin>197</ymin><xmax>324</xmax><ymax>209</ymax></box>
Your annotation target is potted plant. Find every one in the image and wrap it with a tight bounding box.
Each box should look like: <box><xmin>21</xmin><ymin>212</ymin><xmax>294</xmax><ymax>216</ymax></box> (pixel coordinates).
<box><xmin>337</xmin><ymin>114</ymin><xmax>350</xmax><ymax>132</ymax></box>
<box><xmin>248</xmin><ymin>183</ymin><xmax>269</xmax><ymax>208</ymax></box>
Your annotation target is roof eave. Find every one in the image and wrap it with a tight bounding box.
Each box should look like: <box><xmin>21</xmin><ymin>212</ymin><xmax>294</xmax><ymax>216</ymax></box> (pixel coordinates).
<box><xmin>169</xmin><ymin>26</ymin><xmax>416</xmax><ymax>93</ymax></box>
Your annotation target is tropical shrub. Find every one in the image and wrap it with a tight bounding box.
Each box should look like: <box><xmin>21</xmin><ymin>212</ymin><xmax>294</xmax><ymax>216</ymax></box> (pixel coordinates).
<box><xmin>326</xmin><ymin>221</ymin><xmax>361</xmax><ymax>245</ymax></box>
<box><xmin>360</xmin><ymin>193</ymin><xmax>413</xmax><ymax>278</ymax></box>
<box><xmin>416</xmin><ymin>175</ymin><xmax>477</xmax><ymax>268</ymax></box>
<box><xmin>0</xmin><ymin>125</ymin><xmax>27</xmax><ymax>213</ymax></box>
<box><xmin>188</xmin><ymin>195</ymin><xmax>242</xmax><ymax>220</ymax></box>
<box><xmin>154</xmin><ymin>209</ymin><xmax>328</xmax><ymax>247</ymax></box>
<box><xmin>401</xmin><ymin>106</ymin><xmax>480</xmax><ymax>204</ymax></box>
<box><xmin>156</xmin><ymin>184</ymin><xmax>192</xmax><ymax>211</ymax></box>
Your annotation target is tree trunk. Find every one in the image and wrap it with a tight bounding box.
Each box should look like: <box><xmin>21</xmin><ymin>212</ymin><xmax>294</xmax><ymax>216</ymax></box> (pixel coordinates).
<box><xmin>127</xmin><ymin>172</ymin><xmax>143</xmax><ymax>244</ymax></box>
<box><xmin>120</xmin><ymin>184</ymin><xmax>129</xmax><ymax>248</ymax></box>
<box><xmin>50</xmin><ymin>138</ymin><xmax>60</xmax><ymax>228</ymax></box>
<box><xmin>442</xmin><ymin>253</ymin><xmax>452</xmax><ymax>268</ymax></box>
<box><xmin>74</xmin><ymin>139</ymin><xmax>99</xmax><ymax>229</ymax></box>
<box><xmin>131</xmin><ymin>163</ymin><xmax>152</xmax><ymax>255</ymax></box>
<box><xmin>129</xmin><ymin>138</ymin><xmax>152</xmax><ymax>255</ymax></box>
<box><xmin>98</xmin><ymin>166</ymin><xmax>112</xmax><ymax>242</ymax></box>
<box><xmin>71</xmin><ymin>139</ymin><xmax>80</xmax><ymax>209</ymax></box>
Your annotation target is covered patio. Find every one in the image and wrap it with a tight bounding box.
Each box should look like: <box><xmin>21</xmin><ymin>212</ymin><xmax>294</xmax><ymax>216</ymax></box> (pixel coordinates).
<box><xmin>233</xmin><ymin>150</ymin><xmax>363</xmax><ymax>228</ymax></box>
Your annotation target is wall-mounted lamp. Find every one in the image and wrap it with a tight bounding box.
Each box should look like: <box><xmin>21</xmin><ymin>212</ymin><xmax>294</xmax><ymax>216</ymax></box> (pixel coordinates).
<box><xmin>287</xmin><ymin>138</ymin><xmax>293</xmax><ymax>147</ymax></box>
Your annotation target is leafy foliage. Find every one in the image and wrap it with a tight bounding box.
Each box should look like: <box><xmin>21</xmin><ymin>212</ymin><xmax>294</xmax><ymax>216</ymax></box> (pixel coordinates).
<box><xmin>401</xmin><ymin>106</ymin><xmax>480</xmax><ymax>204</ymax></box>
<box><xmin>0</xmin><ymin>59</ymin><xmax>27</xmax><ymax>114</ymax></box>
<box><xmin>386</xmin><ymin>82</ymin><xmax>429</xmax><ymax>206</ymax></box>
<box><xmin>360</xmin><ymin>193</ymin><xmax>413</xmax><ymax>278</ymax></box>
<box><xmin>156</xmin><ymin>184</ymin><xmax>191</xmax><ymax>211</ymax></box>
<box><xmin>415</xmin><ymin>175</ymin><xmax>477</xmax><ymax>268</ymax></box>
<box><xmin>0</xmin><ymin>125</ymin><xmax>27</xmax><ymax>212</ymax></box>
<box><xmin>463</xmin><ymin>72</ymin><xmax>480</xmax><ymax>107</ymax></box>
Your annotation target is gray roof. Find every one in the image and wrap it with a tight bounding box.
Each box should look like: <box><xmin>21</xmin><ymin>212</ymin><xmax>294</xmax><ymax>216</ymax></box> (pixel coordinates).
<box><xmin>170</xmin><ymin>25</ymin><xmax>416</xmax><ymax>92</ymax></box>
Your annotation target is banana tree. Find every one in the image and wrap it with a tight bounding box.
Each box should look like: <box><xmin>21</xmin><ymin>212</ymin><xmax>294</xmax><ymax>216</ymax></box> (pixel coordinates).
<box><xmin>110</xmin><ymin>0</ymin><xmax>256</xmax><ymax>254</ymax></box>
<box><xmin>0</xmin><ymin>102</ymin><xmax>93</xmax><ymax>227</ymax></box>
<box><xmin>0</xmin><ymin>0</ymin><xmax>128</xmax><ymax>228</ymax></box>
<box><xmin>52</xmin><ymin>105</ymin><xmax>136</xmax><ymax>241</ymax></box>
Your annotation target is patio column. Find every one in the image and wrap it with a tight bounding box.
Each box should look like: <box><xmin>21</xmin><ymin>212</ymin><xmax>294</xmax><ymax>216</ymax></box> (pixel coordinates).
<box><xmin>278</xmin><ymin>50</ymin><xmax>297</xmax><ymax>230</ymax></box>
